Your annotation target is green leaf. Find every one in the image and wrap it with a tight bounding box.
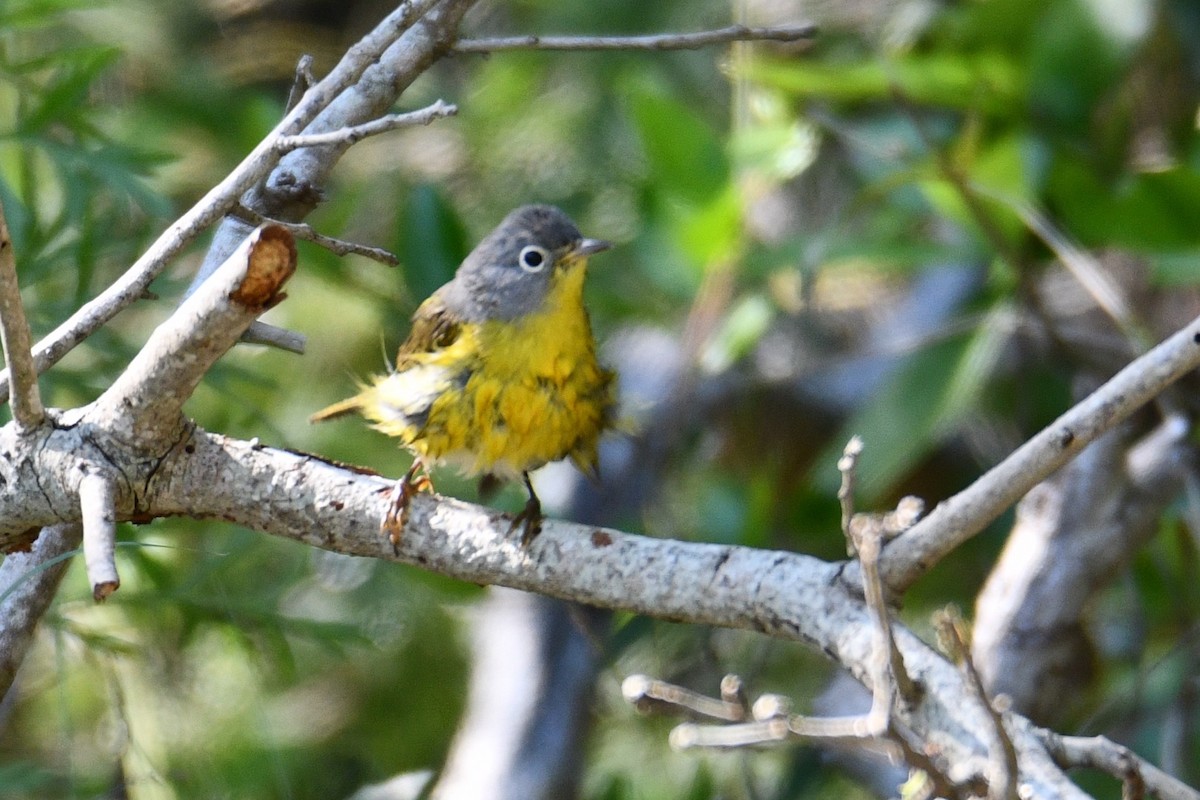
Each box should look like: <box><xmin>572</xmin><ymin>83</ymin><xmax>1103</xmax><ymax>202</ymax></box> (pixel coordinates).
<box><xmin>819</xmin><ymin>302</ymin><xmax>1009</xmax><ymax>501</ymax></box>
<box><xmin>673</xmin><ymin>185</ymin><xmax>743</xmax><ymax>265</ymax></box>
<box><xmin>1148</xmin><ymin>251</ymin><xmax>1200</xmax><ymax>287</ymax></box>
<box><xmin>747</xmin><ymin>52</ymin><xmax>1022</xmax><ymax>115</ymax></box>
<box><xmin>628</xmin><ymin>85</ymin><xmax>728</xmax><ymax>205</ymax></box>
<box><xmin>917</xmin><ymin>133</ymin><xmax>1036</xmax><ymax>252</ymax></box>
<box><xmin>18</xmin><ymin>47</ymin><xmax>123</xmax><ymax>133</ymax></box>
<box><xmin>700</xmin><ymin>293</ymin><xmax>774</xmax><ymax>373</ymax></box>
<box><xmin>0</xmin><ymin>0</ymin><xmax>108</xmax><ymax>28</ymax></box>
<box><xmin>1050</xmin><ymin>161</ymin><xmax>1200</xmax><ymax>251</ymax></box>
<box><xmin>1027</xmin><ymin>0</ymin><xmax>1132</xmax><ymax>135</ymax></box>
<box><xmin>397</xmin><ymin>185</ymin><xmax>469</xmax><ymax>302</ymax></box>
<box><xmin>0</xmin><ymin>762</ymin><xmax>57</xmax><ymax>792</ymax></box>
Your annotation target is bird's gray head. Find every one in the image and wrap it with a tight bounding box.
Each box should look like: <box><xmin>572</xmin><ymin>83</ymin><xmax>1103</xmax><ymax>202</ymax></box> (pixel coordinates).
<box><xmin>441</xmin><ymin>205</ymin><xmax>610</xmax><ymax>322</ymax></box>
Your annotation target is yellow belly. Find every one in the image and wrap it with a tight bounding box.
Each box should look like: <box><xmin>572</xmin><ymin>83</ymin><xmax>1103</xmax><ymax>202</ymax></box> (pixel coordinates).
<box><xmin>364</xmin><ymin>265</ymin><xmax>613</xmax><ymax>478</ymax></box>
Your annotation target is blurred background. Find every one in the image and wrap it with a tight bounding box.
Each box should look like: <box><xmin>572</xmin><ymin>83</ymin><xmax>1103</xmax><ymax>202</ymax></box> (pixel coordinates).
<box><xmin>1</xmin><ymin>0</ymin><xmax>1199</xmax><ymax>797</ymax></box>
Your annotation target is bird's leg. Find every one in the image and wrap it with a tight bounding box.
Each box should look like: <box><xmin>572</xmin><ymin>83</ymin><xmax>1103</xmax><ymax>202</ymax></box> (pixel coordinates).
<box><xmin>382</xmin><ymin>460</ymin><xmax>433</xmax><ymax>549</ymax></box>
<box><xmin>509</xmin><ymin>471</ymin><xmax>543</xmax><ymax>547</ymax></box>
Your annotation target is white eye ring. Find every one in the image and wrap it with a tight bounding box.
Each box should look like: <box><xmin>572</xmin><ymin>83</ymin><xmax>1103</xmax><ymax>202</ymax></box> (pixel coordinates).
<box><xmin>518</xmin><ymin>245</ymin><xmax>550</xmax><ymax>273</ymax></box>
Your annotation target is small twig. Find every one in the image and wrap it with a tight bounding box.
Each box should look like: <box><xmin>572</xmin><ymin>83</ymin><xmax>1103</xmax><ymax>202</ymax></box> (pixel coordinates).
<box><xmin>240</xmin><ymin>320</ymin><xmax>308</xmax><ymax>353</ymax></box>
<box><xmin>936</xmin><ymin>608</ymin><xmax>1019</xmax><ymax>800</ymax></box>
<box><xmin>838</xmin><ymin>435</ymin><xmax>863</xmax><ymax>553</ymax></box>
<box><xmin>881</xmin><ymin>496</ymin><xmax>924</xmax><ymax>537</ymax></box>
<box><xmin>973</xmin><ymin>186</ymin><xmax>1153</xmax><ymax>352</ymax></box>
<box><xmin>286</xmin><ymin>54</ymin><xmax>316</xmax><ymax>113</ymax></box>
<box><xmin>671</xmin><ymin>713</ymin><xmax>899</xmax><ymax>750</ymax></box>
<box><xmin>670</xmin><ymin>718</ymin><xmax>790</xmax><ymax>749</ymax></box>
<box><xmin>840</xmin><ymin>437</ymin><xmax>920</xmax><ymax>709</ymax></box>
<box><xmin>720</xmin><ymin>673</ymin><xmax>751</xmax><ymax>717</ymax></box>
<box><xmin>79</xmin><ymin>472</ymin><xmax>119</xmax><ymax>602</ymax></box>
<box><xmin>622</xmin><ymin>674</ymin><xmax>746</xmax><ymax>722</ymax></box>
<box><xmin>1036</xmin><ymin>731</ymin><xmax>1199</xmax><ymax>800</ymax></box>
<box><xmin>454</xmin><ymin>23</ymin><xmax>817</xmax><ymax>53</ymax></box>
<box><xmin>0</xmin><ymin>201</ymin><xmax>43</xmax><ymax>431</ymax></box>
<box><xmin>274</xmin><ymin>100</ymin><xmax>458</xmax><ymax>152</ymax></box>
<box><xmin>856</xmin><ymin>514</ymin><xmax>920</xmax><ymax>713</ymax></box>
<box><xmin>230</xmin><ymin>204</ymin><xmax>400</xmax><ymax>266</ymax></box>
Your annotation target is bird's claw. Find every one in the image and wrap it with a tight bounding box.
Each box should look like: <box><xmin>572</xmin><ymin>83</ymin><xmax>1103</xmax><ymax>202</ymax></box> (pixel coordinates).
<box><xmin>509</xmin><ymin>492</ymin><xmax>543</xmax><ymax>548</ymax></box>
<box><xmin>382</xmin><ymin>466</ymin><xmax>432</xmax><ymax>551</ymax></box>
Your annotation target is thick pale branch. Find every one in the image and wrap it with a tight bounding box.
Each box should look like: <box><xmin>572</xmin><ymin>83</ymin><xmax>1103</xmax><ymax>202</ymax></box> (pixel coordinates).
<box><xmin>876</xmin><ymin>316</ymin><xmax>1200</xmax><ymax>592</ymax></box>
<box><xmin>136</xmin><ymin>431</ymin><xmax>1089</xmax><ymax>798</ymax></box>
<box><xmin>92</xmin><ymin>226</ymin><xmax>296</xmax><ymax>452</ymax></box>
<box><xmin>79</xmin><ymin>472</ymin><xmax>119</xmax><ymax>602</ymax></box>
<box><xmin>1036</xmin><ymin>730</ymin><xmax>1200</xmax><ymax>800</ymax></box>
<box><xmin>195</xmin><ymin>0</ymin><xmax>476</xmax><ymax>286</ymax></box>
<box><xmin>0</xmin><ymin>0</ymin><xmax>443</xmax><ymax>402</ymax></box>
<box><xmin>0</xmin><ymin>203</ymin><xmax>43</xmax><ymax>431</ymax></box>
<box><xmin>453</xmin><ymin>23</ymin><xmax>818</xmax><ymax>52</ymax></box>
<box><xmin>0</xmin><ymin>524</ymin><xmax>80</xmax><ymax>696</ymax></box>
<box><xmin>972</xmin><ymin>418</ymin><xmax>1190</xmax><ymax>722</ymax></box>
<box><xmin>0</xmin><ymin>421</ymin><xmax>1169</xmax><ymax>797</ymax></box>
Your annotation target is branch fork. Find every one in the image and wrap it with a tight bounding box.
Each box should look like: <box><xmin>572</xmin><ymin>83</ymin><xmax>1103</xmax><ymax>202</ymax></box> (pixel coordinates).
<box><xmin>0</xmin><ymin>225</ymin><xmax>297</xmax><ymax>605</ymax></box>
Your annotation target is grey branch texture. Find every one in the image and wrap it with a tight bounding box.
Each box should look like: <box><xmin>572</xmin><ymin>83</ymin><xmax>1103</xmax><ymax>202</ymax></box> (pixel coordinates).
<box><xmin>453</xmin><ymin>23</ymin><xmax>818</xmax><ymax>52</ymax></box>
<box><xmin>0</xmin><ymin>0</ymin><xmax>443</xmax><ymax>398</ymax></box>
<box><xmin>0</xmin><ymin>2</ymin><xmax>1196</xmax><ymax>798</ymax></box>
<box><xmin>872</xmin><ymin>317</ymin><xmax>1200</xmax><ymax>593</ymax></box>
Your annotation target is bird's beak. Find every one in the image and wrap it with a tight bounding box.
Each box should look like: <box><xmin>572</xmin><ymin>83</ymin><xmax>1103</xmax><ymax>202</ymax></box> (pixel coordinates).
<box><xmin>573</xmin><ymin>238</ymin><xmax>612</xmax><ymax>258</ymax></box>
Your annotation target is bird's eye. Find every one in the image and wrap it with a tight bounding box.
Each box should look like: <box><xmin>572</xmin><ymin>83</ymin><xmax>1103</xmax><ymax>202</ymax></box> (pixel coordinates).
<box><xmin>518</xmin><ymin>245</ymin><xmax>549</xmax><ymax>273</ymax></box>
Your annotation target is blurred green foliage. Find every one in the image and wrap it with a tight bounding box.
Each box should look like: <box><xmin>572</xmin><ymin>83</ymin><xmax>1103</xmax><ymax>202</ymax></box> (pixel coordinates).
<box><xmin>1</xmin><ymin>0</ymin><xmax>1199</xmax><ymax>798</ymax></box>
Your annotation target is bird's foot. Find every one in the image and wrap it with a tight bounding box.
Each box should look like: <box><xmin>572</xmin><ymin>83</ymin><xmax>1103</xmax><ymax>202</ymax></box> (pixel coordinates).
<box><xmin>382</xmin><ymin>464</ymin><xmax>432</xmax><ymax>551</ymax></box>
<box><xmin>509</xmin><ymin>492</ymin><xmax>543</xmax><ymax>548</ymax></box>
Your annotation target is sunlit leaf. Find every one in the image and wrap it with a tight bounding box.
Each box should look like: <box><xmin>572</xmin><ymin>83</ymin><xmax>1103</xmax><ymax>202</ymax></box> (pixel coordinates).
<box><xmin>628</xmin><ymin>84</ymin><xmax>729</xmax><ymax>205</ymax></box>
<box><xmin>820</xmin><ymin>302</ymin><xmax>1010</xmax><ymax>501</ymax></box>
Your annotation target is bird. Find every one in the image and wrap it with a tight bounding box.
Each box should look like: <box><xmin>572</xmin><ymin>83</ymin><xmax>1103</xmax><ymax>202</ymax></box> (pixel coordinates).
<box><xmin>310</xmin><ymin>204</ymin><xmax>615</xmax><ymax>547</ymax></box>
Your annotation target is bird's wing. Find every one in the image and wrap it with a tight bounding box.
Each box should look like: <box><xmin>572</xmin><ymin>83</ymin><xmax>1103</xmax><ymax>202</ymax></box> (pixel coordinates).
<box><xmin>395</xmin><ymin>292</ymin><xmax>465</xmax><ymax>370</ymax></box>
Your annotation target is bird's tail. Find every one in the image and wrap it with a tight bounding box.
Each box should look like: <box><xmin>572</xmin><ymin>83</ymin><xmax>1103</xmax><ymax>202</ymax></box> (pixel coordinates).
<box><xmin>309</xmin><ymin>395</ymin><xmax>364</xmax><ymax>423</ymax></box>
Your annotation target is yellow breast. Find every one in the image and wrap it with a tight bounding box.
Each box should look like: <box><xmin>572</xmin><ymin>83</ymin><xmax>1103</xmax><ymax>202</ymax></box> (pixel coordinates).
<box><xmin>368</xmin><ymin>264</ymin><xmax>613</xmax><ymax>478</ymax></box>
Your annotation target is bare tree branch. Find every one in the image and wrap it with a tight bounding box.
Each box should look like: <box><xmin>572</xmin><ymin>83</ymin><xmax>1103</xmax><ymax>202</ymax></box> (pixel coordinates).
<box><xmin>871</xmin><ymin>315</ymin><xmax>1200</xmax><ymax>593</ymax></box>
<box><xmin>0</xmin><ymin>0</ymin><xmax>444</xmax><ymax>403</ymax></box>
<box><xmin>0</xmin><ymin>524</ymin><xmax>80</xmax><ymax>697</ymax></box>
<box><xmin>194</xmin><ymin>0</ymin><xmax>477</xmax><ymax>286</ymax></box>
<box><xmin>623</xmin><ymin>674</ymin><xmax>746</xmax><ymax>722</ymax></box>
<box><xmin>937</xmin><ymin>609</ymin><xmax>1019</xmax><ymax>800</ymax></box>
<box><xmin>972</xmin><ymin>416</ymin><xmax>1191</xmax><ymax>722</ymax></box>
<box><xmin>0</xmin><ymin>202</ymin><xmax>43</xmax><ymax>431</ymax></box>
<box><xmin>1036</xmin><ymin>730</ymin><xmax>1200</xmax><ymax>800</ymax></box>
<box><xmin>453</xmin><ymin>23</ymin><xmax>817</xmax><ymax>53</ymax></box>
<box><xmin>145</xmin><ymin>433</ymin><xmax>1086</xmax><ymax>798</ymax></box>
<box><xmin>0</xmin><ymin>397</ymin><xmax>1178</xmax><ymax>798</ymax></box>
<box><xmin>229</xmin><ymin>204</ymin><xmax>400</xmax><ymax>266</ymax></box>
<box><xmin>838</xmin><ymin>435</ymin><xmax>863</xmax><ymax>554</ymax></box>
<box><xmin>240</xmin><ymin>319</ymin><xmax>309</xmax><ymax>353</ymax></box>
<box><xmin>79</xmin><ymin>471</ymin><xmax>119</xmax><ymax>602</ymax></box>
<box><xmin>855</xmin><ymin>517</ymin><xmax>917</xmax><ymax>719</ymax></box>
<box><xmin>199</xmin><ymin>0</ymin><xmax>477</xmax><ymax>355</ymax></box>
<box><xmin>92</xmin><ymin>226</ymin><xmax>296</xmax><ymax>453</ymax></box>
<box><xmin>274</xmin><ymin>100</ymin><xmax>457</xmax><ymax>152</ymax></box>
